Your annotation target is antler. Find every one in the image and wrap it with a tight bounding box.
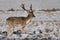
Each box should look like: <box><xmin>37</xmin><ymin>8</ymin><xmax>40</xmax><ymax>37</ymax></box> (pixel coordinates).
<box><xmin>29</xmin><ymin>4</ymin><xmax>33</xmax><ymax>13</ymax></box>
<box><xmin>30</xmin><ymin>4</ymin><xmax>32</xmax><ymax>11</ymax></box>
<box><xmin>21</xmin><ymin>4</ymin><xmax>33</xmax><ymax>12</ymax></box>
<box><xmin>20</xmin><ymin>4</ymin><xmax>27</xmax><ymax>11</ymax></box>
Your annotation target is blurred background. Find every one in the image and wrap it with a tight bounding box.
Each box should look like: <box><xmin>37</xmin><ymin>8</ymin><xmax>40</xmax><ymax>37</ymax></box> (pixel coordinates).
<box><xmin>0</xmin><ymin>0</ymin><xmax>60</xmax><ymax>10</ymax></box>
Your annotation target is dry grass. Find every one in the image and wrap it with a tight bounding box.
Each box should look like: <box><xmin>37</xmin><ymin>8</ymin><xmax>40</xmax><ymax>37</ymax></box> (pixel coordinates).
<box><xmin>53</xmin><ymin>32</ymin><xmax>59</xmax><ymax>37</ymax></box>
<box><xmin>45</xmin><ymin>29</ymin><xmax>52</xmax><ymax>33</ymax></box>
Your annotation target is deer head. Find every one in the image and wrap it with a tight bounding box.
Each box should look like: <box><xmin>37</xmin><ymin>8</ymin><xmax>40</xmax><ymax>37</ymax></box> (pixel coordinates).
<box><xmin>21</xmin><ymin>4</ymin><xmax>35</xmax><ymax>17</ymax></box>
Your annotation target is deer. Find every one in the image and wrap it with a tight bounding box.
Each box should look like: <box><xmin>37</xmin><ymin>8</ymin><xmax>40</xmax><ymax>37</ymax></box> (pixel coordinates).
<box><xmin>6</xmin><ymin>4</ymin><xmax>35</xmax><ymax>37</ymax></box>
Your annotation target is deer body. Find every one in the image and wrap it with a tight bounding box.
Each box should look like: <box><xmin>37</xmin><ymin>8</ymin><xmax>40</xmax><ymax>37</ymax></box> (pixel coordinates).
<box><xmin>6</xmin><ymin>4</ymin><xmax>35</xmax><ymax>36</ymax></box>
<box><xmin>6</xmin><ymin>14</ymin><xmax>34</xmax><ymax>29</ymax></box>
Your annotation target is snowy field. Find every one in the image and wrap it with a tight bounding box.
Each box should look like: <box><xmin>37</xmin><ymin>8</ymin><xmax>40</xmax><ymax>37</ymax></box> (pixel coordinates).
<box><xmin>0</xmin><ymin>0</ymin><xmax>60</xmax><ymax>40</ymax></box>
<box><xmin>0</xmin><ymin>10</ymin><xmax>60</xmax><ymax>40</ymax></box>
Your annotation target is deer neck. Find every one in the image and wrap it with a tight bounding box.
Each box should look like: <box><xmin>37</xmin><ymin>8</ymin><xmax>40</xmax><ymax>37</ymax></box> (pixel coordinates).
<box><xmin>25</xmin><ymin>14</ymin><xmax>33</xmax><ymax>24</ymax></box>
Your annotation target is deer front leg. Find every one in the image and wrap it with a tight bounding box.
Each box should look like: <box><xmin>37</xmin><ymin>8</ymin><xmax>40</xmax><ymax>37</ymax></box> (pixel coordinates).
<box><xmin>6</xmin><ymin>25</ymin><xmax>13</xmax><ymax>37</ymax></box>
<box><xmin>18</xmin><ymin>24</ymin><xmax>25</xmax><ymax>32</ymax></box>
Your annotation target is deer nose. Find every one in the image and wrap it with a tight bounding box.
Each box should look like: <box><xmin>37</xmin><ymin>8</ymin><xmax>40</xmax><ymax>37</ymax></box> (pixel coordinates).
<box><xmin>33</xmin><ymin>15</ymin><xmax>35</xmax><ymax>17</ymax></box>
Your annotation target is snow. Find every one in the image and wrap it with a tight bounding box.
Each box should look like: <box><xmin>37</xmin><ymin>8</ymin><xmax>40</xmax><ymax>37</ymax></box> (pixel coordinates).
<box><xmin>0</xmin><ymin>11</ymin><xmax>60</xmax><ymax>39</ymax></box>
<box><xmin>0</xmin><ymin>0</ymin><xmax>60</xmax><ymax>39</ymax></box>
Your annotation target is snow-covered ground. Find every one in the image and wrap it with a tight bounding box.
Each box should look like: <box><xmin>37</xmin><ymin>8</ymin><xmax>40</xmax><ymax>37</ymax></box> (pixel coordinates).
<box><xmin>0</xmin><ymin>10</ymin><xmax>60</xmax><ymax>39</ymax></box>
<box><xmin>0</xmin><ymin>0</ymin><xmax>60</xmax><ymax>40</ymax></box>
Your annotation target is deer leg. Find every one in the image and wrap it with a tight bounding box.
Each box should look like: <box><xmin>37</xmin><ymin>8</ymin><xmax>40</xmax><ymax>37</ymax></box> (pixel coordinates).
<box><xmin>6</xmin><ymin>25</ymin><xmax>13</xmax><ymax>37</ymax></box>
<box><xmin>21</xmin><ymin>25</ymin><xmax>27</xmax><ymax>33</ymax></box>
<box><xmin>18</xmin><ymin>24</ymin><xmax>25</xmax><ymax>32</ymax></box>
<box><xmin>21</xmin><ymin>26</ymin><xmax>25</xmax><ymax>30</ymax></box>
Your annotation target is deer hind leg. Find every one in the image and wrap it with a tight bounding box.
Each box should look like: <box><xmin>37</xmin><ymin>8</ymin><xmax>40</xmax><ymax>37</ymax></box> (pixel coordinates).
<box><xmin>6</xmin><ymin>24</ymin><xmax>13</xmax><ymax>37</ymax></box>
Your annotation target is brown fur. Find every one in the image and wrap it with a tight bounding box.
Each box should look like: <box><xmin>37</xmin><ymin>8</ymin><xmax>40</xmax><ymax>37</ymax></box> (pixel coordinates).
<box><xmin>6</xmin><ymin>4</ymin><xmax>35</xmax><ymax>36</ymax></box>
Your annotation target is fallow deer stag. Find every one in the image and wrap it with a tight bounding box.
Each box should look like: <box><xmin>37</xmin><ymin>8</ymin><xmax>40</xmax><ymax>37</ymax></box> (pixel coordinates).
<box><xmin>6</xmin><ymin>4</ymin><xmax>35</xmax><ymax>36</ymax></box>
